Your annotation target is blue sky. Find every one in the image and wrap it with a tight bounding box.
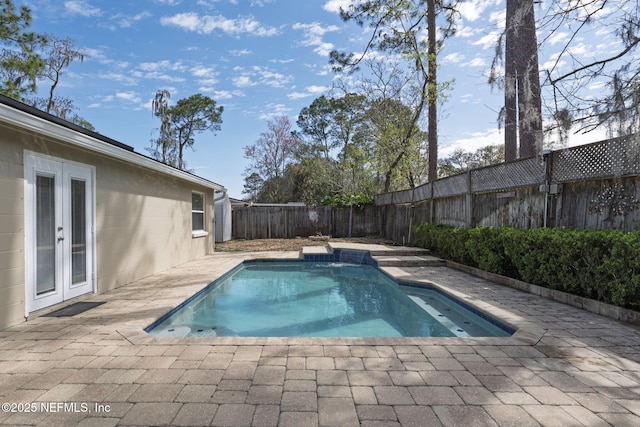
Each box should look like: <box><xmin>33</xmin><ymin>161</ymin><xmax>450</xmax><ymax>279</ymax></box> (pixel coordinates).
<box><xmin>21</xmin><ymin>0</ymin><xmax>613</xmax><ymax>198</ymax></box>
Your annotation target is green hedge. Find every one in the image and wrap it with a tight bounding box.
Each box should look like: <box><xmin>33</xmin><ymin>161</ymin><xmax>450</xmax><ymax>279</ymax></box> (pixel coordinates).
<box><xmin>414</xmin><ymin>223</ymin><xmax>640</xmax><ymax>310</ymax></box>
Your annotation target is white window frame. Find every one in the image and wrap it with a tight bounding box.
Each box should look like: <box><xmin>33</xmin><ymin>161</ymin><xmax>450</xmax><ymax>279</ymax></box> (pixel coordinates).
<box><xmin>192</xmin><ymin>191</ymin><xmax>208</xmax><ymax>238</ymax></box>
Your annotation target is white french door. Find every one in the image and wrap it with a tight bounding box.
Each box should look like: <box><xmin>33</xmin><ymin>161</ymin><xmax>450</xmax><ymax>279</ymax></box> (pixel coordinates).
<box><xmin>24</xmin><ymin>153</ymin><xmax>95</xmax><ymax>314</ymax></box>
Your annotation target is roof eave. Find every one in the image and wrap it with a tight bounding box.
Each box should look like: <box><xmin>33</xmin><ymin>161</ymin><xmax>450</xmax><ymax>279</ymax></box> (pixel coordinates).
<box><xmin>0</xmin><ymin>100</ymin><xmax>226</xmax><ymax>192</ymax></box>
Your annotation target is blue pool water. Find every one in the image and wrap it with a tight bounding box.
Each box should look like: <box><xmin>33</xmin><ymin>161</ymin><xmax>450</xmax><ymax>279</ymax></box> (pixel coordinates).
<box><xmin>146</xmin><ymin>260</ymin><xmax>513</xmax><ymax>338</ymax></box>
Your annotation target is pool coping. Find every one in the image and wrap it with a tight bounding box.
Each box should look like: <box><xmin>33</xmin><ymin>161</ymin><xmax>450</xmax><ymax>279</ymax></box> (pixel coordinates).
<box><xmin>117</xmin><ymin>247</ymin><xmax>545</xmax><ymax>347</ymax></box>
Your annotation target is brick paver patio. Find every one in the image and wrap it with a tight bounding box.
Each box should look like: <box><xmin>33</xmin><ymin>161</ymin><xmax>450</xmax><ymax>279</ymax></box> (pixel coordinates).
<box><xmin>1</xmin><ymin>249</ymin><xmax>639</xmax><ymax>426</ymax></box>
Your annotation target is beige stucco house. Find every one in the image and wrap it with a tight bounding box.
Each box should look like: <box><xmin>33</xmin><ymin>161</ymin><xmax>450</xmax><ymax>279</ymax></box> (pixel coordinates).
<box><xmin>0</xmin><ymin>95</ymin><xmax>226</xmax><ymax>330</ymax></box>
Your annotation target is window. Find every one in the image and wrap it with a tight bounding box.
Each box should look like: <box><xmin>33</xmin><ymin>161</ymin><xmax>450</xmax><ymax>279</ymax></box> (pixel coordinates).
<box><xmin>192</xmin><ymin>192</ymin><xmax>206</xmax><ymax>237</ymax></box>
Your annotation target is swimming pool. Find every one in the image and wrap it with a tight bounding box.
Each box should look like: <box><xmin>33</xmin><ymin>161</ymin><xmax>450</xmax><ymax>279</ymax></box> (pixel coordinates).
<box><xmin>146</xmin><ymin>260</ymin><xmax>513</xmax><ymax>338</ymax></box>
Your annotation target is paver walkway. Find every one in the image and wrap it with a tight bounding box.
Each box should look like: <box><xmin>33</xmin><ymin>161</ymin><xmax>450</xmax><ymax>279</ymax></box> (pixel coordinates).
<box><xmin>1</xmin><ymin>248</ymin><xmax>639</xmax><ymax>426</ymax></box>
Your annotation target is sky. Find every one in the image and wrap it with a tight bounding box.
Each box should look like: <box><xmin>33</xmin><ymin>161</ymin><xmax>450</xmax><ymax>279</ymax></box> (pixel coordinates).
<box><xmin>19</xmin><ymin>0</ymin><xmax>615</xmax><ymax>198</ymax></box>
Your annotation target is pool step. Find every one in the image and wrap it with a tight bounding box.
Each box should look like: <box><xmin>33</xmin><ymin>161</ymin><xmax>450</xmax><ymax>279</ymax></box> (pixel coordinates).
<box><xmin>301</xmin><ymin>243</ymin><xmax>445</xmax><ymax>268</ymax></box>
<box><xmin>301</xmin><ymin>246</ymin><xmax>331</xmax><ymax>256</ymax></box>
<box><xmin>368</xmin><ymin>248</ymin><xmax>432</xmax><ymax>257</ymax></box>
<box><xmin>373</xmin><ymin>254</ymin><xmax>446</xmax><ymax>267</ymax></box>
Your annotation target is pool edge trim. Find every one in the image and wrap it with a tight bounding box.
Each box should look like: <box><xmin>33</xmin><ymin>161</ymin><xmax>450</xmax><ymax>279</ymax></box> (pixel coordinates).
<box><xmin>129</xmin><ymin>250</ymin><xmax>544</xmax><ymax>346</ymax></box>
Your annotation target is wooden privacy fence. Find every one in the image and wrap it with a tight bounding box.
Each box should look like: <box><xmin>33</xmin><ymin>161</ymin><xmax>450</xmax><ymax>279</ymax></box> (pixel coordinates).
<box><xmin>231</xmin><ymin>136</ymin><xmax>640</xmax><ymax>242</ymax></box>
<box><xmin>232</xmin><ymin>205</ymin><xmax>381</xmax><ymax>239</ymax></box>
<box><xmin>376</xmin><ymin>135</ymin><xmax>640</xmax><ymax>241</ymax></box>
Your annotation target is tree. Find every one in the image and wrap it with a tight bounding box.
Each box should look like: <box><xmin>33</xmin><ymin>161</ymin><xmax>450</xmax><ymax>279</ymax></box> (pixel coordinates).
<box><xmin>296</xmin><ymin>95</ymin><xmax>337</xmax><ymax>159</ymax></box>
<box><xmin>39</xmin><ymin>36</ymin><xmax>84</xmax><ymax>114</ymax></box>
<box><xmin>330</xmin><ymin>0</ymin><xmax>460</xmax><ymax>182</ymax></box>
<box><xmin>364</xmin><ymin>97</ymin><xmax>428</xmax><ymax>192</ymax></box>
<box><xmin>28</xmin><ymin>36</ymin><xmax>93</xmax><ymax>129</ymax></box>
<box><xmin>242</xmin><ymin>172</ymin><xmax>264</xmax><ymax>202</ymax></box>
<box><xmin>438</xmin><ymin>145</ymin><xmax>505</xmax><ymax>177</ymax></box>
<box><xmin>491</xmin><ymin>0</ymin><xmax>543</xmax><ymax>160</ymax></box>
<box><xmin>339</xmin><ymin>58</ymin><xmax>431</xmax><ymax>192</ymax></box>
<box><xmin>147</xmin><ymin>90</ymin><xmax>177</xmax><ymax>166</ymax></box>
<box><xmin>243</xmin><ymin>116</ymin><xmax>300</xmax><ymax>202</ymax></box>
<box><xmin>0</xmin><ymin>0</ymin><xmax>47</xmax><ymax>99</ymax></box>
<box><xmin>146</xmin><ymin>92</ymin><xmax>222</xmax><ymax>171</ymax></box>
<box><xmin>0</xmin><ymin>3</ymin><xmax>91</xmax><ymax>127</ymax></box>
<box><xmin>538</xmin><ymin>1</ymin><xmax>640</xmax><ymax>137</ymax></box>
<box><xmin>290</xmin><ymin>157</ymin><xmax>345</xmax><ymax>205</ymax></box>
<box><xmin>297</xmin><ymin>92</ymin><xmax>371</xmax><ymax>196</ymax></box>
<box><xmin>168</xmin><ymin>93</ymin><xmax>223</xmax><ymax>171</ymax></box>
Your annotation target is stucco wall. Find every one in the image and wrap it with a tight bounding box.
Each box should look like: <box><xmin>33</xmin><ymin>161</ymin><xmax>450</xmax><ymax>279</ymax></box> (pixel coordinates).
<box><xmin>0</xmin><ymin>121</ymin><xmax>216</xmax><ymax>329</ymax></box>
<box><xmin>0</xmin><ymin>132</ymin><xmax>25</xmax><ymax>329</ymax></box>
<box><xmin>95</xmin><ymin>158</ymin><xmax>214</xmax><ymax>291</ymax></box>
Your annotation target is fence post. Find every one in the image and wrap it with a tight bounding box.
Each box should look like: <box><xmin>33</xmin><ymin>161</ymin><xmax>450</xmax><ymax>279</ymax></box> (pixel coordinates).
<box><xmin>465</xmin><ymin>170</ymin><xmax>473</xmax><ymax>228</ymax></box>
<box><xmin>542</xmin><ymin>150</ymin><xmax>551</xmax><ymax>228</ymax></box>
<box><xmin>429</xmin><ymin>182</ymin><xmax>435</xmax><ymax>224</ymax></box>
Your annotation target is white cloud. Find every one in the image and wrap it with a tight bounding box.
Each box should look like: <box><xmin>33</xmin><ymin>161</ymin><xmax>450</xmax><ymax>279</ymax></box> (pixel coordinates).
<box><xmin>233</xmin><ymin>75</ymin><xmax>256</xmax><ymax>88</ymax></box>
<box><xmin>323</xmin><ymin>0</ymin><xmax>363</xmax><ymax>14</ymax></box>
<box><xmin>251</xmin><ymin>0</ymin><xmax>274</xmax><ymax>6</ymax></box>
<box><xmin>472</xmin><ymin>31</ymin><xmax>501</xmax><ymax>50</ymax></box>
<box><xmin>233</xmin><ymin>66</ymin><xmax>293</xmax><ymax>89</ymax></box>
<box><xmin>64</xmin><ymin>0</ymin><xmax>101</xmax><ymax>17</ymax></box>
<box><xmin>567</xmin><ymin>42</ymin><xmax>590</xmax><ymax>57</ymax></box>
<box><xmin>489</xmin><ymin>9</ymin><xmax>505</xmax><ymax>27</ymax></box>
<box><xmin>116</xmin><ymin>91</ymin><xmax>141</xmax><ymax>103</ymax></box>
<box><xmin>458</xmin><ymin>0</ymin><xmax>501</xmax><ymax>22</ymax></box>
<box><xmin>116</xmin><ymin>11</ymin><xmax>152</xmax><ymax>28</ymax></box>
<box><xmin>194</xmin><ymin>66</ymin><xmax>219</xmax><ymax>86</ymax></box>
<box><xmin>139</xmin><ymin>60</ymin><xmax>186</xmax><ymax>72</ymax></box>
<box><xmin>160</xmin><ymin>12</ymin><xmax>279</xmax><ymax>37</ymax></box>
<box><xmin>441</xmin><ymin>128</ymin><xmax>503</xmax><ymax>157</ymax></box>
<box><xmin>80</xmin><ymin>47</ymin><xmax>107</xmax><ymax>61</ymax></box>
<box><xmin>287</xmin><ymin>92</ymin><xmax>308</xmax><ymax>100</ymax></box>
<box><xmin>459</xmin><ymin>93</ymin><xmax>474</xmax><ymax>104</ymax></box>
<box><xmin>293</xmin><ymin>22</ymin><xmax>340</xmax><ymax>57</ymax></box>
<box><xmin>229</xmin><ymin>49</ymin><xmax>252</xmax><ymax>56</ymax></box>
<box><xmin>97</xmin><ymin>72</ymin><xmax>138</xmax><ymax>86</ymax></box>
<box><xmin>306</xmin><ymin>85</ymin><xmax>328</xmax><ymax>94</ymax></box>
<box><xmin>547</xmin><ymin>31</ymin><xmax>570</xmax><ymax>46</ymax></box>
<box><xmin>288</xmin><ymin>84</ymin><xmax>329</xmax><ymax>100</ymax></box>
<box><xmin>192</xmin><ymin>65</ymin><xmax>216</xmax><ymax>77</ymax></box>
<box><xmin>130</xmin><ymin>61</ymin><xmax>187</xmax><ymax>82</ymax></box>
<box><xmin>258</xmin><ymin>103</ymin><xmax>292</xmax><ymax>121</ymax></box>
<box><xmin>211</xmin><ymin>90</ymin><xmax>244</xmax><ymax>100</ymax></box>
<box><xmin>443</xmin><ymin>53</ymin><xmax>465</xmax><ymax>64</ymax></box>
<box><xmin>464</xmin><ymin>57</ymin><xmax>487</xmax><ymax>67</ymax></box>
<box><xmin>132</xmin><ymin>71</ymin><xmax>186</xmax><ymax>83</ymax></box>
<box><xmin>270</xmin><ymin>58</ymin><xmax>295</xmax><ymax>64</ymax></box>
<box><xmin>455</xmin><ymin>24</ymin><xmax>481</xmax><ymax>39</ymax></box>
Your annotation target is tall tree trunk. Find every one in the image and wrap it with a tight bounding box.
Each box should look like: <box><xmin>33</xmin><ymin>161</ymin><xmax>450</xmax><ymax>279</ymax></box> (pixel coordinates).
<box><xmin>427</xmin><ymin>0</ymin><xmax>438</xmax><ymax>181</ymax></box>
<box><xmin>504</xmin><ymin>0</ymin><xmax>542</xmax><ymax>160</ymax></box>
<box><xmin>517</xmin><ymin>0</ymin><xmax>542</xmax><ymax>158</ymax></box>
<box><xmin>504</xmin><ymin>0</ymin><xmax>519</xmax><ymax>161</ymax></box>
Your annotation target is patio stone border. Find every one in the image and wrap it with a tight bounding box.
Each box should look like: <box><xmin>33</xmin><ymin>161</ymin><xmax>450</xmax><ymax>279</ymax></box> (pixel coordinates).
<box><xmin>445</xmin><ymin>260</ymin><xmax>640</xmax><ymax>325</ymax></box>
<box><xmin>117</xmin><ymin>250</ymin><xmax>545</xmax><ymax>348</ymax></box>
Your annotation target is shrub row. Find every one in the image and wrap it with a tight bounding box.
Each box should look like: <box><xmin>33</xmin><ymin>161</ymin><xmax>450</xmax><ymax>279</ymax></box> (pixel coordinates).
<box><xmin>413</xmin><ymin>223</ymin><xmax>640</xmax><ymax>310</ymax></box>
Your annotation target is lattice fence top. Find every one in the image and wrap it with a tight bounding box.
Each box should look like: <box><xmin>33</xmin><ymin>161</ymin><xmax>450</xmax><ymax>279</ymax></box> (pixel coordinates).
<box><xmin>375</xmin><ymin>135</ymin><xmax>640</xmax><ymax>205</ymax></box>
<box><xmin>552</xmin><ymin>135</ymin><xmax>640</xmax><ymax>182</ymax></box>
<box><xmin>472</xmin><ymin>157</ymin><xmax>544</xmax><ymax>193</ymax></box>
<box><xmin>433</xmin><ymin>173</ymin><xmax>467</xmax><ymax>197</ymax></box>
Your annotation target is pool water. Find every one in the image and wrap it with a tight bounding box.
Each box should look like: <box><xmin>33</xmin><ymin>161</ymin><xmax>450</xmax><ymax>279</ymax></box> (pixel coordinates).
<box><xmin>146</xmin><ymin>261</ymin><xmax>512</xmax><ymax>338</ymax></box>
